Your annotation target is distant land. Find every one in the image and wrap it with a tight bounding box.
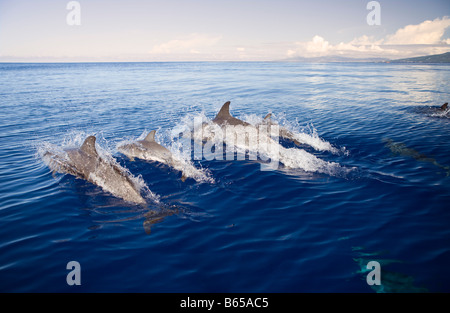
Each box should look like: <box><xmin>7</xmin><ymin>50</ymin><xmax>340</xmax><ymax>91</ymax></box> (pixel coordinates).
<box><xmin>283</xmin><ymin>55</ymin><xmax>389</xmax><ymax>63</ymax></box>
<box><xmin>283</xmin><ymin>51</ymin><xmax>450</xmax><ymax>63</ymax></box>
<box><xmin>389</xmin><ymin>51</ymin><xmax>450</xmax><ymax>63</ymax></box>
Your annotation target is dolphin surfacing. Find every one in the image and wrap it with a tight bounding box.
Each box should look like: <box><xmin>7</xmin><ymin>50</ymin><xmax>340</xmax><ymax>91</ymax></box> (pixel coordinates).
<box><xmin>44</xmin><ymin>136</ymin><xmax>146</xmax><ymax>204</ymax></box>
<box><xmin>118</xmin><ymin>130</ymin><xmax>192</xmax><ymax>181</ymax></box>
<box><xmin>118</xmin><ymin>130</ymin><xmax>174</xmax><ymax>164</ymax></box>
<box><xmin>257</xmin><ymin>112</ymin><xmax>302</xmax><ymax>146</ymax></box>
<box><xmin>212</xmin><ymin>101</ymin><xmax>251</xmax><ymax>127</ymax></box>
<box><xmin>383</xmin><ymin>138</ymin><xmax>450</xmax><ymax>175</ymax></box>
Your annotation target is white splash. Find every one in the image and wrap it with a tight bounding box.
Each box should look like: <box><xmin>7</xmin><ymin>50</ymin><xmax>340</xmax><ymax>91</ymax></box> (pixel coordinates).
<box><xmin>118</xmin><ymin>128</ymin><xmax>215</xmax><ymax>184</ymax></box>
<box><xmin>36</xmin><ymin>131</ymin><xmax>159</xmax><ymax>204</ymax></box>
<box><xmin>174</xmin><ymin>112</ymin><xmax>352</xmax><ymax>177</ymax></box>
<box><xmin>243</xmin><ymin>113</ymin><xmax>345</xmax><ymax>155</ymax></box>
<box><xmin>430</xmin><ymin>107</ymin><xmax>450</xmax><ymax>118</ymax></box>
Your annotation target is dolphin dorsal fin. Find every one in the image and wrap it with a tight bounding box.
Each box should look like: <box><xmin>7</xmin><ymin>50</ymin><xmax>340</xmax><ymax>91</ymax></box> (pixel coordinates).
<box><xmin>80</xmin><ymin>136</ymin><xmax>98</xmax><ymax>157</ymax></box>
<box><xmin>144</xmin><ymin>130</ymin><xmax>156</xmax><ymax>142</ymax></box>
<box><xmin>215</xmin><ymin>101</ymin><xmax>232</xmax><ymax>119</ymax></box>
<box><xmin>441</xmin><ymin>103</ymin><xmax>448</xmax><ymax>110</ymax></box>
<box><xmin>263</xmin><ymin>113</ymin><xmax>272</xmax><ymax>121</ymax></box>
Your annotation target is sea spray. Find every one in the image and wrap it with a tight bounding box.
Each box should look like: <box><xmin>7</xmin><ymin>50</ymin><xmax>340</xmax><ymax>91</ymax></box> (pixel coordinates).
<box><xmin>37</xmin><ymin>131</ymin><xmax>159</xmax><ymax>204</ymax></box>
<box><xmin>117</xmin><ymin>128</ymin><xmax>215</xmax><ymax>184</ymax></box>
<box><xmin>243</xmin><ymin>113</ymin><xmax>346</xmax><ymax>155</ymax></box>
<box><xmin>174</xmin><ymin>111</ymin><xmax>353</xmax><ymax>176</ymax></box>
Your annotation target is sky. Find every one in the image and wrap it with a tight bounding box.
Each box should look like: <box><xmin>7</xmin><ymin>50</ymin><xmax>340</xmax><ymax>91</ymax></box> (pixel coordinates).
<box><xmin>0</xmin><ymin>0</ymin><xmax>449</xmax><ymax>62</ymax></box>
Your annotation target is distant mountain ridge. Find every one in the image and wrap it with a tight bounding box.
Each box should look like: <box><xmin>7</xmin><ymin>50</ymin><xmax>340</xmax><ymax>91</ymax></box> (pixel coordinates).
<box><xmin>282</xmin><ymin>51</ymin><xmax>450</xmax><ymax>63</ymax></box>
<box><xmin>284</xmin><ymin>55</ymin><xmax>388</xmax><ymax>63</ymax></box>
<box><xmin>388</xmin><ymin>52</ymin><xmax>450</xmax><ymax>63</ymax></box>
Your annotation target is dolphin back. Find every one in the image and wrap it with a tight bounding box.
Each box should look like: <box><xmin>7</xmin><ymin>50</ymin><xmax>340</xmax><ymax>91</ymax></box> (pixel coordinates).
<box><xmin>144</xmin><ymin>130</ymin><xmax>156</xmax><ymax>142</ymax></box>
<box><xmin>80</xmin><ymin>136</ymin><xmax>98</xmax><ymax>157</ymax></box>
<box><xmin>214</xmin><ymin>101</ymin><xmax>232</xmax><ymax>121</ymax></box>
<box><xmin>64</xmin><ymin>136</ymin><xmax>99</xmax><ymax>178</ymax></box>
<box><xmin>212</xmin><ymin>101</ymin><xmax>251</xmax><ymax>126</ymax></box>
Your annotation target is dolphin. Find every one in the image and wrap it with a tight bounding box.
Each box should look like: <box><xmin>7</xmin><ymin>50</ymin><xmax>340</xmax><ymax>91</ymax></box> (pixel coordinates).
<box><xmin>203</xmin><ymin>102</ymin><xmax>304</xmax><ymax>151</ymax></box>
<box><xmin>257</xmin><ymin>112</ymin><xmax>340</xmax><ymax>154</ymax></box>
<box><xmin>211</xmin><ymin>103</ymin><xmax>330</xmax><ymax>151</ymax></box>
<box><xmin>118</xmin><ymin>130</ymin><xmax>189</xmax><ymax>181</ymax></box>
<box><xmin>353</xmin><ymin>248</ymin><xmax>428</xmax><ymax>293</ymax></box>
<box><xmin>118</xmin><ymin>130</ymin><xmax>173</xmax><ymax>164</ymax></box>
<box><xmin>43</xmin><ymin>136</ymin><xmax>146</xmax><ymax>204</ymax></box>
<box><xmin>212</xmin><ymin>101</ymin><xmax>251</xmax><ymax>127</ymax></box>
<box><xmin>203</xmin><ymin>101</ymin><xmax>266</xmax><ymax>148</ymax></box>
<box><xmin>428</xmin><ymin>102</ymin><xmax>449</xmax><ymax>112</ymax></box>
<box><xmin>143</xmin><ymin>207</ymin><xmax>178</xmax><ymax>235</ymax></box>
<box><xmin>383</xmin><ymin>138</ymin><xmax>450</xmax><ymax>175</ymax></box>
<box><xmin>195</xmin><ymin>101</ymin><xmax>346</xmax><ymax>173</ymax></box>
<box><xmin>258</xmin><ymin>113</ymin><xmax>301</xmax><ymax>146</ymax></box>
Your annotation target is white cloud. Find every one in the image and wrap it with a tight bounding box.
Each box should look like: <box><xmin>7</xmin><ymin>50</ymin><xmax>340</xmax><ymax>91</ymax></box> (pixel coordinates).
<box><xmin>287</xmin><ymin>16</ymin><xmax>450</xmax><ymax>59</ymax></box>
<box><xmin>348</xmin><ymin>35</ymin><xmax>383</xmax><ymax>46</ymax></box>
<box><xmin>287</xmin><ymin>36</ymin><xmax>329</xmax><ymax>58</ymax></box>
<box><xmin>385</xmin><ymin>16</ymin><xmax>450</xmax><ymax>44</ymax></box>
<box><xmin>150</xmin><ymin>33</ymin><xmax>222</xmax><ymax>55</ymax></box>
<box><xmin>287</xmin><ymin>35</ymin><xmax>389</xmax><ymax>58</ymax></box>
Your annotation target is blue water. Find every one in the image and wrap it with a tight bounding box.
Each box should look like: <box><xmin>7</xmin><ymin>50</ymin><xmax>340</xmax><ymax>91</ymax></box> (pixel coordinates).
<box><xmin>1</xmin><ymin>62</ymin><xmax>449</xmax><ymax>293</ymax></box>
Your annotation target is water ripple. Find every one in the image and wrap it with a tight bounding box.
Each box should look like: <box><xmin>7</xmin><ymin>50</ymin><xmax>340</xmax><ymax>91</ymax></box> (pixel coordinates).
<box><xmin>1</xmin><ymin>62</ymin><xmax>450</xmax><ymax>292</ymax></box>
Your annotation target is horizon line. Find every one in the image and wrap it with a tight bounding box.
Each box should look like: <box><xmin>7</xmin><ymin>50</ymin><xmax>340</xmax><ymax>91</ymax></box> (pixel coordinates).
<box><xmin>1</xmin><ymin>51</ymin><xmax>448</xmax><ymax>64</ymax></box>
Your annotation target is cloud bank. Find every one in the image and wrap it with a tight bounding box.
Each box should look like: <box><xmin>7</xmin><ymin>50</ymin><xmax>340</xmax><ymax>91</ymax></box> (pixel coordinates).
<box><xmin>286</xmin><ymin>16</ymin><xmax>450</xmax><ymax>60</ymax></box>
<box><xmin>1</xmin><ymin>12</ymin><xmax>449</xmax><ymax>62</ymax></box>
<box><xmin>385</xmin><ymin>16</ymin><xmax>450</xmax><ymax>44</ymax></box>
<box><xmin>146</xmin><ymin>16</ymin><xmax>450</xmax><ymax>61</ymax></box>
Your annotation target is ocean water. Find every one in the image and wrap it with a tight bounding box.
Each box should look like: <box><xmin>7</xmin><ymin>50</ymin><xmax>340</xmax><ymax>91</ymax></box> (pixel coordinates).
<box><xmin>0</xmin><ymin>62</ymin><xmax>449</xmax><ymax>293</ymax></box>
